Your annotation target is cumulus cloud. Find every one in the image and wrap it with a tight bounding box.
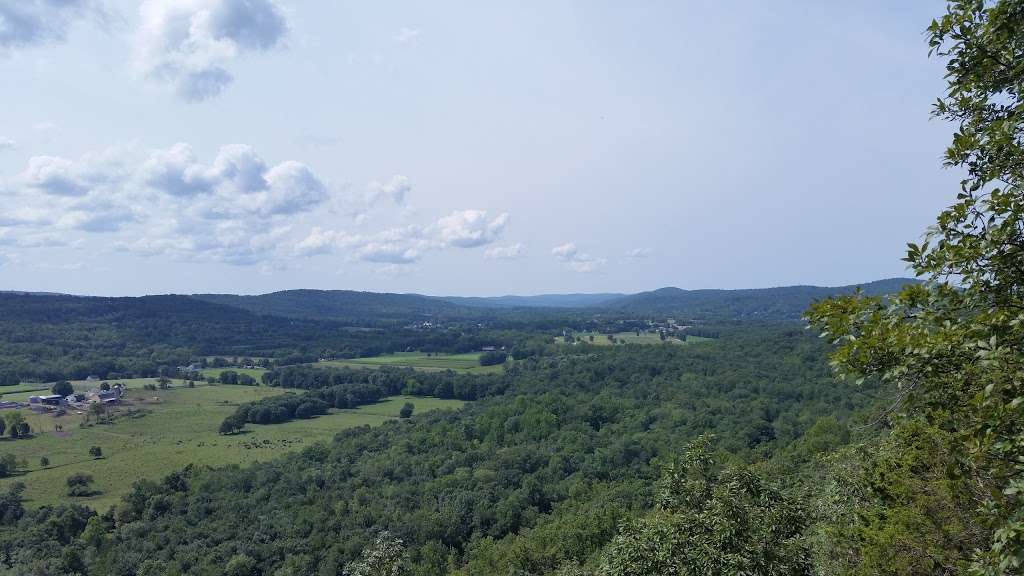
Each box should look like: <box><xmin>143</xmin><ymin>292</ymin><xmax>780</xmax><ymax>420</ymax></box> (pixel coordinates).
<box><xmin>436</xmin><ymin>209</ymin><xmax>508</xmax><ymax>248</ymax></box>
<box><xmin>395</xmin><ymin>27</ymin><xmax>420</xmax><ymax>44</ymax></box>
<box><xmin>484</xmin><ymin>242</ymin><xmax>525</xmax><ymax>260</ymax></box>
<box><xmin>366</xmin><ymin>174</ymin><xmax>410</xmax><ymax>206</ymax></box>
<box><xmin>135</xmin><ymin>0</ymin><xmax>288</xmax><ymax>101</ymax></box>
<box><xmin>295</xmin><ymin>210</ymin><xmax>510</xmax><ymax>266</ymax></box>
<box><xmin>21</xmin><ymin>149</ymin><xmax>126</xmax><ymax>196</ymax></box>
<box><xmin>3</xmin><ymin>142</ymin><xmax>330</xmax><ymax>265</ymax></box>
<box><xmin>553</xmin><ymin>242</ymin><xmax>606</xmax><ymax>273</ymax></box>
<box><xmin>0</xmin><ymin>0</ymin><xmax>106</xmax><ymax>51</ymax></box>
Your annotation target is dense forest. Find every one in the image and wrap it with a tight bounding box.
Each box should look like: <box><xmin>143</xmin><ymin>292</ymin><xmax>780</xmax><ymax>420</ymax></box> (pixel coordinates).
<box><xmin>0</xmin><ymin>327</ymin><xmax>885</xmax><ymax>575</ymax></box>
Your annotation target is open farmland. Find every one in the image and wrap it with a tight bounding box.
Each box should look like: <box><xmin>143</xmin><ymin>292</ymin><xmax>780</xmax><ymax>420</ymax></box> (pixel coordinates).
<box><xmin>0</xmin><ymin>381</ymin><xmax>464</xmax><ymax>511</ymax></box>
<box><xmin>318</xmin><ymin>351</ymin><xmax>505</xmax><ymax>374</ymax></box>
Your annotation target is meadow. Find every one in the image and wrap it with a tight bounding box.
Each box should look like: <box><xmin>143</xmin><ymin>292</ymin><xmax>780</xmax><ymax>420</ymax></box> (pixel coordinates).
<box><xmin>0</xmin><ymin>379</ymin><xmax>464</xmax><ymax>511</ymax></box>
<box><xmin>318</xmin><ymin>351</ymin><xmax>505</xmax><ymax>374</ymax></box>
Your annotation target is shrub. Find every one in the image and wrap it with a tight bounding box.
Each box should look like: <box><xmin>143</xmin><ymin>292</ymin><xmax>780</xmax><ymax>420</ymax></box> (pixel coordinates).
<box><xmin>66</xmin><ymin>473</ymin><xmax>95</xmax><ymax>497</ymax></box>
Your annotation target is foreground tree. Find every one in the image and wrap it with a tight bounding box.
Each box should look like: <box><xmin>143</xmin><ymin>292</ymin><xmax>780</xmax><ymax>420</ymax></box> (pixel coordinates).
<box><xmin>599</xmin><ymin>435</ymin><xmax>809</xmax><ymax>576</ymax></box>
<box><xmin>807</xmin><ymin>2</ymin><xmax>1024</xmax><ymax>572</ymax></box>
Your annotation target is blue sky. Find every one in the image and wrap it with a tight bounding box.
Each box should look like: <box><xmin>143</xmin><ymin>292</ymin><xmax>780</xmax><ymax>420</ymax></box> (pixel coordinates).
<box><xmin>0</xmin><ymin>0</ymin><xmax>959</xmax><ymax>296</ymax></box>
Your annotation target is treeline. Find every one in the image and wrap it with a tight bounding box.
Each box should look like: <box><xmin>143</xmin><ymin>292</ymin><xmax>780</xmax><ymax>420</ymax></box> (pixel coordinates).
<box><xmin>223</xmin><ymin>365</ymin><xmax>509</xmax><ymax>429</ymax></box>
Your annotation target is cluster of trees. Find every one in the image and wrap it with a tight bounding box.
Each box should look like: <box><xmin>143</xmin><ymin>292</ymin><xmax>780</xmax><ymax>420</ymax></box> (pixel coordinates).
<box><xmin>0</xmin><ymin>413</ymin><xmax>31</xmax><ymax>440</ymax></box>
<box><xmin>260</xmin><ymin>364</ymin><xmax>509</xmax><ymax>400</ymax></box>
<box><xmin>478</xmin><ymin>351</ymin><xmax>508</xmax><ymax>366</ymax></box>
<box><xmin>225</xmin><ymin>364</ymin><xmax>509</xmax><ymax>431</ymax></box>
<box><xmin>216</xmin><ymin>371</ymin><xmax>256</xmax><ymax>386</ymax></box>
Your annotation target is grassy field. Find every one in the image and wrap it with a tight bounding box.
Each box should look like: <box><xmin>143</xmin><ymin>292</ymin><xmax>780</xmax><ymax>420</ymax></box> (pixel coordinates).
<box><xmin>199</xmin><ymin>367</ymin><xmax>268</xmax><ymax>381</ymax></box>
<box><xmin>0</xmin><ymin>380</ymin><xmax>464</xmax><ymax>511</ymax></box>
<box><xmin>558</xmin><ymin>331</ymin><xmax>712</xmax><ymax>346</ymax></box>
<box><xmin>319</xmin><ymin>352</ymin><xmax>505</xmax><ymax>374</ymax></box>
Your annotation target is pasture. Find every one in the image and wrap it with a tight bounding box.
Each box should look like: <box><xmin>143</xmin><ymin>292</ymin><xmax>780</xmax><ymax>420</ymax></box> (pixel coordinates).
<box><xmin>0</xmin><ymin>380</ymin><xmax>464</xmax><ymax>511</ymax></box>
<box><xmin>319</xmin><ymin>351</ymin><xmax>505</xmax><ymax>374</ymax></box>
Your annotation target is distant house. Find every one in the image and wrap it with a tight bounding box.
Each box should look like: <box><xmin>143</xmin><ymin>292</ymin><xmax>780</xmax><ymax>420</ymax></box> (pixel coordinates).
<box><xmin>0</xmin><ymin>401</ymin><xmax>20</xmax><ymax>410</ymax></box>
<box><xmin>481</xmin><ymin>346</ymin><xmax>497</xmax><ymax>352</ymax></box>
<box><xmin>85</xmin><ymin>375</ymin><xmax>99</xmax><ymax>382</ymax></box>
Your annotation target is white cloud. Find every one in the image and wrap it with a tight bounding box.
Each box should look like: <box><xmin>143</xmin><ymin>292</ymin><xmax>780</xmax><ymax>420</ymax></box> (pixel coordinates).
<box><xmin>485</xmin><ymin>243</ymin><xmax>525</xmax><ymax>260</ymax></box>
<box><xmin>366</xmin><ymin>174</ymin><xmax>410</xmax><ymax>205</ymax></box>
<box><xmin>624</xmin><ymin>247</ymin><xmax>651</xmax><ymax>260</ymax></box>
<box><xmin>553</xmin><ymin>242</ymin><xmax>606</xmax><ymax>273</ymax></box>
<box><xmin>294</xmin><ymin>209</ymin><xmax>510</xmax><ymax>266</ymax></box>
<box><xmin>435</xmin><ymin>209</ymin><xmax>508</xmax><ymax>248</ymax></box>
<box><xmin>3</xmin><ymin>142</ymin><xmax>331</xmax><ymax>265</ymax></box>
<box><xmin>395</xmin><ymin>27</ymin><xmax>420</xmax><ymax>44</ymax></box>
<box><xmin>0</xmin><ymin>137</ymin><xmax>15</xmax><ymax>151</ymax></box>
<box><xmin>135</xmin><ymin>0</ymin><xmax>289</xmax><ymax>101</ymax></box>
<box><xmin>21</xmin><ymin>148</ymin><xmax>126</xmax><ymax>196</ymax></box>
<box><xmin>0</xmin><ymin>0</ymin><xmax>106</xmax><ymax>51</ymax></box>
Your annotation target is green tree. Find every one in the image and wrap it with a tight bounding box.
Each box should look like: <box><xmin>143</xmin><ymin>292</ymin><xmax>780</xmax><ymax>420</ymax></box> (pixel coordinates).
<box><xmin>224</xmin><ymin>553</ymin><xmax>257</xmax><ymax>576</ymax></box>
<box><xmin>399</xmin><ymin>402</ymin><xmax>414</xmax><ymax>419</ymax></box>
<box><xmin>39</xmin><ymin>456</ymin><xmax>49</xmax><ymax>468</ymax></box>
<box><xmin>807</xmin><ymin>2</ymin><xmax>1024</xmax><ymax>572</ymax></box>
<box><xmin>5</xmin><ymin>412</ymin><xmax>24</xmax><ymax>439</ymax></box>
<box><xmin>88</xmin><ymin>401</ymin><xmax>107</xmax><ymax>424</ymax></box>
<box><xmin>345</xmin><ymin>531</ymin><xmax>410</xmax><ymax>576</ymax></box>
<box><xmin>88</xmin><ymin>446</ymin><xmax>102</xmax><ymax>459</ymax></box>
<box><xmin>219</xmin><ymin>416</ymin><xmax>244</xmax><ymax>435</ymax></box>
<box><xmin>599</xmin><ymin>435</ymin><xmax>809</xmax><ymax>576</ymax></box>
<box><xmin>157</xmin><ymin>376</ymin><xmax>171</xmax><ymax>390</ymax></box>
<box><xmin>51</xmin><ymin>380</ymin><xmax>73</xmax><ymax>397</ymax></box>
<box><xmin>0</xmin><ymin>454</ymin><xmax>17</xmax><ymax>478</ymax></box>
<box><xmin>66</xmin><ymin>472</ymin><xmax>95</xmax><ymax>497</ymax></box>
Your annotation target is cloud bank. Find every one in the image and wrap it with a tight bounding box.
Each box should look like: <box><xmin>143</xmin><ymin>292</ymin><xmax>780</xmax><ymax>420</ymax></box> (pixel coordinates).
<box><xmin>2</xmin><ymin>145</ymin><xmax>513</xmax><ymax>269</ymax></box>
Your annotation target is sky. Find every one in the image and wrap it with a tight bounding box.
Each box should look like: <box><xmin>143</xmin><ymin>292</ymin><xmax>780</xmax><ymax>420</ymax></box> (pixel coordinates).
<box><xmin>0</xmin><ymin>0</ymin><xmax>962</xmax><ymax>296</ymax></box>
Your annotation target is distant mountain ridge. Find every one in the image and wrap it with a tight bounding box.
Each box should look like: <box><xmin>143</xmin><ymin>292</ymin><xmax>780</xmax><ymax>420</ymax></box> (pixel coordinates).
<box><xmin>441</xmin><ymin>293</ymin><xmax>625</xmax><ymax>308</ymax></box>
<box><xmin>193</xmin><ymin>290</ymin><xmax>459</xmax><ymax>325</ymax></box>
<box><xmin>190</xmin><ymin>278</ymin><xmax>918</xmax><ymax>322</ymax></box>
<box><xmin>603</xmin><ymin>278</ymin><xmax>918</xmax><ymax>320</ymax></box>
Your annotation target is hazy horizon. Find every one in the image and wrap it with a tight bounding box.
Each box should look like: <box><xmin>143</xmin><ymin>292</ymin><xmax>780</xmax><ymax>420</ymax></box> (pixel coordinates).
<box><xmin>1</xmin><ymin>1</ymin><xmax>957</xmax><ymax>296</ymax></box>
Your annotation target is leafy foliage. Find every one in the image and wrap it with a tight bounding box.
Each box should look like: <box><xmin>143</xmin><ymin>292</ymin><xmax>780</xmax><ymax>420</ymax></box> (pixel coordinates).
<box><xmin>806</xmin><ymin>1</ymin><xmax>1024</xmax><ymax>572</ymax></box>
<box><xmin>600</xmin><ymin>435</ymin><xmax>809</xmax><ymax>576</ymax></box>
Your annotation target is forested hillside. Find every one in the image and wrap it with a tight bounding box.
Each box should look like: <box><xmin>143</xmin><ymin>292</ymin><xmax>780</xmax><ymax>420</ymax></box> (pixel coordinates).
<box><xmin>0</xmin><ymin>294</ymin><xmax>506</xmax><ymax>382</ymax></box>
<box><xmin>605</xmin><ymin>278</ymin><xmax>917</xmax><ymax>320</ymax></box>
<box><xmin>0</xmin><ymin>327</ymin><xmax>880</xmax><ymax>575</ymax></box>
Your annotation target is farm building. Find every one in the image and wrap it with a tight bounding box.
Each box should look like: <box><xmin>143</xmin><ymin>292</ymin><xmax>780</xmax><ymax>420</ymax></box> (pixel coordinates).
<box><xmin>29</xmin><ymin>395</ymin><xmax>64</xmax><ymax>407</ymax></box>
<box><xmin>0</xmin><ymin>401</ymin><xmax>20</xmax><ymax>410</ymax></box>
